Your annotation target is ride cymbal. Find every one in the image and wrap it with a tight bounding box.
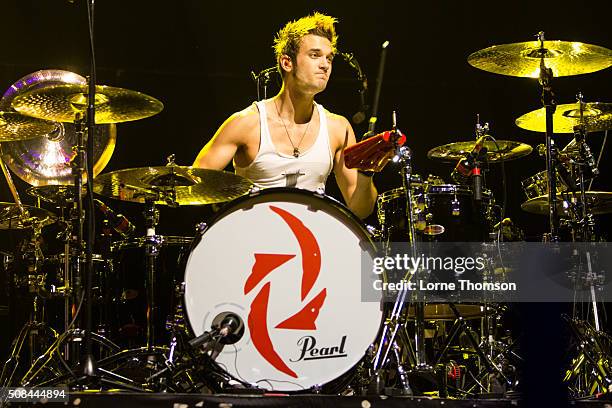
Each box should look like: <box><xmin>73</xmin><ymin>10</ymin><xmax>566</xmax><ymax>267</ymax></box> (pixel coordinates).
<box><xmin>427</xmin><ymin>139</ymin><xmax>532</xmax><ymax>162</ymax></box>
<box><xmin>0</xmin><ymin>112</ymin><xmax>58</xmax><ymax>141</ymax></box>
<box><xmin>468</xmin><ymin>40</ymin><xmax>612</xmax><ymax>77</ymax></box>
<box><xmin>516</xmin><ymin>102</ymin><xmax>612</xmax><ymax>133</ymax></box>
<box><xmin>521</xmin><ymin>191</ymin><xmax>612</xmax><ymax>215</ymax></box>
<box><xmin>0</xmin><ymin>203</ymin><xmax>57</xmax><ymax>229</ymax></box>
<box><xmin>93</xmin><ymin>166</ymin><xmax>253</xmax><ymax>206</ymax></box>
<box><xmin>12</xmin><ymin>84</ymin><xmax>163</xmax><ymax>124</ymax></box>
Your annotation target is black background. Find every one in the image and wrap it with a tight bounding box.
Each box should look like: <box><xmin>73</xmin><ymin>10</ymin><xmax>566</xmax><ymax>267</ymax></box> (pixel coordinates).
<box><xmin>0</xmin><ymin>0</ymin><xmax>610</xmax><ymax>402</ymax></box>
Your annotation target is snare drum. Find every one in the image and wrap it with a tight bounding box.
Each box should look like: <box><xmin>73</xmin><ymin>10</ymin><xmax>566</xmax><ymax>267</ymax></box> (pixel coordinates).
<box><xmin>183</xmin><ymin>188</ymin><xmax>382</xmax><ymax>391</ymax></box>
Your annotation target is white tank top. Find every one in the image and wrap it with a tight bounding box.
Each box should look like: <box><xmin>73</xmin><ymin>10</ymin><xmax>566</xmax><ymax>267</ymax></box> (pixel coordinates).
<box><xmin>235</xmin><ymin>100</ymin><xmax>334</xmax><ymax>191</ymax></box>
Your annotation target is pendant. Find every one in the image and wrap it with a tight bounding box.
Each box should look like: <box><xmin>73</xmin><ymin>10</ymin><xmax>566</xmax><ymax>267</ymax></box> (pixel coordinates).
<box><xmin>293</xmin><ymin>148</ymin><xmax>300</xmax><ymax>158</ymax></box>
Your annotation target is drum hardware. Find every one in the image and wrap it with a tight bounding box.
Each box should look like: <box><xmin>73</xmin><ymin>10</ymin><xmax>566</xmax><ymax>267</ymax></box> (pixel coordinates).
<box><xmin>370</xmin><ymin>122</ymin><xmax>424</xmax><ymax>395</ymax></box>
<box><xmin>470</xmin><ymin>33</ymin><xmax>612</xmax><ymax>241</ymax></box>
<box><xmin>562</xmin><ymin>316</ymin><xmax>612</xmax><ymax>398</ymax></box>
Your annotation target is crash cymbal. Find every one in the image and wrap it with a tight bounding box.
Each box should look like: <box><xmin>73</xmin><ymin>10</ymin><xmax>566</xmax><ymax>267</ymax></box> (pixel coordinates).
<box><xmin>0</xmin><ymin>70</ymin><xmax>116</xmax><ymax>185</ymax></box>
<box><xmin>12</xmin><ymin>84</ymin><xmax>163</xmax><ymax>124</ymax></box>
<box><xmin>427</xmin><ymin>139</ymin><xmax>532</xmax><ymax>162</ymax></box>
<box><xmin>0</xmin><ymin>112</ymin><xmax>59</xmax><ymax>141</ymax></box>
<box><xmin>0</xmin><ymin>203</ymin><xmax>56</xmax><ymax>229</ymax></box>
<box><xmin>516</xmin><ymin>102</ymin><xmax>612</xmax><ymax>133</ymax></box>
<box><xmin>93</xmin><ymin>166</ymin><xmax>253</xmax><ymax>205</ymax></box>
<box><xmin>521</xmin><ymin>191</ymin><xmax>612</xmax><ymax>215</ymax></box>
<box><xmin>468</xmin><ymin>40</ymin><xmax>612</xmax><ymax>77</ymax></box>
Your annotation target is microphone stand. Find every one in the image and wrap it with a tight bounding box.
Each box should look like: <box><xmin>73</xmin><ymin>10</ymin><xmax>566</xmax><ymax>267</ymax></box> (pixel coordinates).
<box><xmin>251</xmin><ymin>67</ymin><xmax>276</xmax><ymax>101</ymax></box>
<box><xmin>536</xmin><ymin>32</ymin><xmax>560</xmax><ymax>242</ymax></box>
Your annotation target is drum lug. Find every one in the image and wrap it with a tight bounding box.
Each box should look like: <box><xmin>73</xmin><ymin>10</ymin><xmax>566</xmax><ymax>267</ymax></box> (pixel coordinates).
<box><xmin>314</xmin><ymin>187</ymin><xmax>326</xmax><ymax>198</ymax></box>
<box><xmin>451</xmin><ymin>197</ymin><xmax>461</xmax><ymax>216</ymax></box>
<box><xmin>195</xmin><ymin>222</ymin><xmax>208</xmax><ymax>234</ymax></box>
<box><xmin>248</xmin><ymin>186</ymin><xmax>261</xmax><ymax>196</ymax></box>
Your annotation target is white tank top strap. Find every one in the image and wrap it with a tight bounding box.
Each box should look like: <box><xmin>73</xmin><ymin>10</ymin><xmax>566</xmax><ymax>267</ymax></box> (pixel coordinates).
<box><xmin>254</xmin><ymin>100</ymin><xmax>274</xmax><ymax>155</ymax></box>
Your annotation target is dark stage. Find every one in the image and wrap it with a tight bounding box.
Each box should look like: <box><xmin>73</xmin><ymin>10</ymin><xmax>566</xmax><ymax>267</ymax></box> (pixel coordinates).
<box><xmin>0</xmin><ymin>1</ymin><xmax>611</xmax><ymax>407</ymax></box>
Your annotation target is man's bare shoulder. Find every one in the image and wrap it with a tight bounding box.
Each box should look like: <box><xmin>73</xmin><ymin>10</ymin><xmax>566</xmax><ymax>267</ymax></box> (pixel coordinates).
<box><xmin>224</xmin><ymin>104</ymin><xmax>259</xmax><ymax>129</ymax></box>
<box><xmin>323</xmin><ymin>108</ymin><xmax>350</xmax><ymax>133</ymax></box>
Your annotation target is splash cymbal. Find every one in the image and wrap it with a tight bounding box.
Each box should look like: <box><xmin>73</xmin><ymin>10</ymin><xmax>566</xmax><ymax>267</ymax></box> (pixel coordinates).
<box><xmin>0</xmin><ymin>70</ymin><xmax>116</xmax><ymax>185</ymax></box>
<box><xmin>0</xmin><ymin>112</ymin><xmax>58</xmax><ymax>141</ymax></box>
<box><xmin>516</xmin><ymin>102</ymin><xmax>612</xmax><ymax>133</ymax></box>
<box><xmin>0</xmin><ymin>203</ymin><xmax>57</xmax><ymax>229</ymax></box>
<box><xmin>93</xmin><ymin>166</ymin><xmax>253</xmax><ymax>206</ymax></box>
<box><xmin>427</xmin><ymin>139</ymin><xmax>532</xmax><ymax>162</ymax></box>
<box><xmin>468</xmin><ymin>40</ymin><xmax>612</xmax><ymax>77</ymax></box>
<box><xmin>521</xmin><ymin>191</ymin><xmax>612</xmax><ymax>215</ymax></box>
<box><xmin>12</xmin><ymin>83</ymin><xmax>163</xmax><ymax>124</ymax></box>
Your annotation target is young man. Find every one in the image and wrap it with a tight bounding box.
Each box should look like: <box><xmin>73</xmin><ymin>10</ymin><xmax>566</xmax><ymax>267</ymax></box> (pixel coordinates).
<box><xmin>193</xmin><ymin>13</ymin><xmax>380</xmax><ymax>219</ymax></box>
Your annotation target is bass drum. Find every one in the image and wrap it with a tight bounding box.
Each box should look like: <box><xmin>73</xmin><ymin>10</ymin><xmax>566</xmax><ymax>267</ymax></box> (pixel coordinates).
<box><xmin>184</xmin><ymin>188</ymin><xmax>381</xmax><ymax>392</ymax></box>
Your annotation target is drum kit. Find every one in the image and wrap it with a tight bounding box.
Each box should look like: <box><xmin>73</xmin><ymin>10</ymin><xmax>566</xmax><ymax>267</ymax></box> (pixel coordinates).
<box><xmin>0</xmin><ymin>32</ymin><xmax>610</xmax><ymax>399</ymax></box>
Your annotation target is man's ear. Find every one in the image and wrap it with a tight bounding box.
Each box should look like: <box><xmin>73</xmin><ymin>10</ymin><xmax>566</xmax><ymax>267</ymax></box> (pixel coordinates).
<box><xmin>279</xmin><ymin>54</ymin><xmax>293</xmax><ymax>74</ymax></box>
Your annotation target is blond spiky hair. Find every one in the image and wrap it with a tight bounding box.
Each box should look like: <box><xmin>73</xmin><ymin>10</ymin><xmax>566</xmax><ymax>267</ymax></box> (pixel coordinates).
<box><xmin>273</xmin><ymin>12</ymin><xmax>338</xmax><ymax>73</ymax></box>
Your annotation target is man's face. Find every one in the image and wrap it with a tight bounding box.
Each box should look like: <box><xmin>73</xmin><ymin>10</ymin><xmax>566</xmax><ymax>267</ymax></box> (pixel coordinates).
<box><xmin>289</xmin><ymin>34</ymin><xmax>334</xmax><ymax>94</ymax></box>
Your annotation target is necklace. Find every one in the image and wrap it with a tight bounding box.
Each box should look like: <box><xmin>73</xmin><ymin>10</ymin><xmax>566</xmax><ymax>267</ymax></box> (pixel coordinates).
<box><xmin>274</xmin><ymin>100</ymin><xmax>314</xmax><ymax>158</ymax></box>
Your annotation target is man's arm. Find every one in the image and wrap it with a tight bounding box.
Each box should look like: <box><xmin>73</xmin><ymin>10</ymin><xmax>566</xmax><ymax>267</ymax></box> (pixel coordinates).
<box><xmin>192</xmin><ymin>109</ymin><xmax>254</xmax><ymax>170</ymax></box>
<box><xmin>332</xmin><ymin>116</ymin><xmax>377</xmax><ymax>219</ymax></box>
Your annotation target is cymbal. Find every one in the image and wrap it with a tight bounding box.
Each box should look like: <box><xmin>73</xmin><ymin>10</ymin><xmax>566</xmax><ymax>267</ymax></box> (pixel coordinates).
<box><xmin>12</xmin><ymin>84</ymin><xmax>163</xmax><ymax>124</ymax></box>
<box><xmin>516</xmin><ymin>102</ymin><xmax>612</xmax><ymax>133</ymax></box>
<box><xmin>27</xmin><ymin>185</ymin><xmax>84</xmax><ymax>205</ymax></box>
<box><xmin>1</xmin><ymin>123</ymin><xmax>116</xmax><ymax>186</ymax></box>
<box><xmin>93</xmin><ymin>166</ymin><xmax>253</xmax><ymax>205</ymax></box>
<box><xmin>0</xmin><ymin>70</ymin><xmax>116</xmax><ymax>185</ymax></box>
<box><xmin>521</xmin><ymin>191</ymin><xmax>612</xmax><ymax>215</ymax></box>
<box><xmin>0</xmin><ymin>203</ymin><xmax>57</xmax><ymax>229</ymax></box>
<box><xmin>468</xmin><ymin>40</ymin><xmax>612</xmax><ymax>77</ymax></box>
<box><xmin>0</xmin><ymin>112</ymin><xmax>59</xmax><ymax>141</ymax></box>
<box><xmin>427</xmin><ymin>139</ymin><xmax>533</xmax><ymax>162</ymax></box>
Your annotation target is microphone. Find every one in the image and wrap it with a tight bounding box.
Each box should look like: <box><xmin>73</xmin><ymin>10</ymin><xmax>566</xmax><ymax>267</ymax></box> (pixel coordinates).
<box><xmin>450</xmin><ymin>134</ymin><xmax>487</xmax><ymax>184</ymax></box>
<box><xmin>189</xmin><ymin>312</ymin><xmax>245</xmax><ymax>349</ymax></box>
<box><xmin>94</xmin><ymin>199</ymin><xmax>135</xmax><ymax>238</ymax></box>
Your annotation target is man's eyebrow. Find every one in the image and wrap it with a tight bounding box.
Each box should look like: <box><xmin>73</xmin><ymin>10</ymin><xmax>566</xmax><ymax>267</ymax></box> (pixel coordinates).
<box><xmin>306</xmin><ymin>47</ymin><xmax>335</xmax><ymax>56</ymax></box>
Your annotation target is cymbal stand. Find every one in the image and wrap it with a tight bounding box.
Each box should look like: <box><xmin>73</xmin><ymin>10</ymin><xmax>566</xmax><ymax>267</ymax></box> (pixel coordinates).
<box><xmin>537</xmin><ymin>32</ymin><xmax>561</xmax><ymax>242</ymax></box>
<box><xmin>0</xmin><ymin>220</ymin><xmax>58</xmax><ymax>387</ymax></box>
<box><xmin>370</xmin><ymin>115</ymin><xmax>418</xmax><ymax>395</ymax></box>
<box><xmin>143</xmin><ymin>197</ymin><xmax>161</xmax><ymax>350</ymax></box>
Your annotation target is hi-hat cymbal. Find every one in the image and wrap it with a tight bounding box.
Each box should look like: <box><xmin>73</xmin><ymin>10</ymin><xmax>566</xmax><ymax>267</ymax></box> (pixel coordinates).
<box><xmin>468</xmin><ymin>40</ymin><xmax>612</xmax><ymax>77</ymax></box>
<box><xmin>0</xmin><ymin>70</ymin><xmax>116</xmax><ymax>185</ymax></box>
<box><xmin>93</xmin><ymin>166</ymin><xmax>253</xmax><ymax>206</ymax></box>
<box><xmin>0</xmin><ymin>203</ymin><xmax>57</xmax><ymax>229</ymax></box>
<box><xmin>521</xmin><ymin>191</ymin><xmax>612</xmax><ymax>215</ymax></box>
<box><xmin>0</xmin><ymin>112</ymin><xmax>59</xmax><ymax>141</ymax></box>
<box><xmin>427</xmin><ymin>139</ymin><xmax>532</xmax><ymax>162</ymax></box>
<box><xmin>12</xmin><ymin>84</ymin><xmax>164</xmax><ymax>124</ymax></box>
<box><xmin>27</xmin><ymin>185</ymin><xmax>84</xmax><ymax>205</ymax></box>
<box><xmin>516</xmin><ymin>102</ymin><xmax>612</xmax><ymax>133</ymax></box>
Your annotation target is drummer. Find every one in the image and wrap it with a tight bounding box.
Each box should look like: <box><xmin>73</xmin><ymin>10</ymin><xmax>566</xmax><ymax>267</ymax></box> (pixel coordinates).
<box><xmin>193</xmin><ymin>12</ymin><xmax>385</xmax><ymax>219</ymax></box>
